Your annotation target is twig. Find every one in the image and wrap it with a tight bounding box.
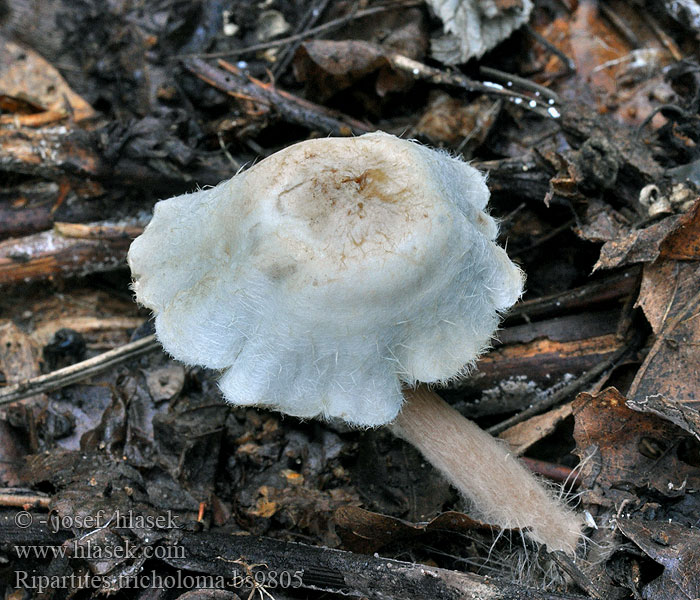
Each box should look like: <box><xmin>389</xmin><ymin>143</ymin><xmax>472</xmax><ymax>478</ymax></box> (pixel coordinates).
<box><xmin>182</xmin><ymin>58</ymin><xmax>371</xmax><ymax>136</ymax></box>
<box><xmin>598</xmin><ymin>4</ymin><xmax>641</xmax><ymax>49</ymax></box>
<box><xmin>0</xmin><ymin>222</ymin><xmax>138</xmax><ymax>286</ymax></box>
<box><xmin>0</xmin><ymin>334</ymin><xmax>159</xmax><ymax>406</ymax></box>
<box><xmin>521</xmin><ymin>458</ymin><xmax>579</xmax><ymax>487</ymax></box>
<box><xmin>388</xmin><ymin>54</ymin><xmax>561</xmax><ymax>119</ymax></box>
<box><xmin>551</xmin><ymin>552</ymin><xmax>606</xmax><ymax>600</ymax></box>
<box><xmin>510</xmin><ymin>218</ymin><xmax>576</xmax><ymax>257</ymax></box>
<box><xmin>642</xmin><ymin>12</ymin><xmax>682</xmax><ymax>61</ymax></box>
<box><xmin>0</xmin><ymin>507</ymin><xmax>589</xmax><ymax>599</ymax></box>
<box><xmin>525</xmin><ymin>25</ymin><xmax>576</xmax><ymax>74</ymax></box>
<box><xmin>507</xmin><ymin>267</ymin><xmax>641</xmax><ymax>322</ymax></box>
<box><xmin>0</xmin><ymin>492</ymin><xmax>51</xmax><ymax>509</ymax></box>
<box><xmin>635</xmin><ymin>104</ymin><xmax>688</xmax><ymax>138</ymax></box>
<box><xmin>0</xmin><ymin>109</ymin><xmax>68</xmax><ymax>127</ymax></box>
<box><xmin>217</xmin><ymin>131</ymin><xmax>242</xmax><ymax>170</ymax></box>
<box><xmin>487</xmin><ymin>343</ymin><xmax>631</xmax><ymax>435</ymax></box>
<box><xmin>168</xmin><ymin>530</ymin><xmax>589</xmax><ymax>600</ymax></box>
<box><xmin>479</xmin><ymin>66</ymin><xmax>560</xmax><ymax>102</ymax></box>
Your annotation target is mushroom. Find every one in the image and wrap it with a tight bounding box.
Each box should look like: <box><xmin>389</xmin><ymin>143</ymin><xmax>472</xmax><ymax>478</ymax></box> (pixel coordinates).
<box><xmin>128</xmin><ymin>132</ymin><xmax>583</xmax><ymax>554</ymax></box>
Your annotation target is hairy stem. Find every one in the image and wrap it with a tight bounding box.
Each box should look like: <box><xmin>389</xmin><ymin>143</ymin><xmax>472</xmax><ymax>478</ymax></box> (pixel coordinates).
<box><xmin>391</xmin><ymin>385</ymin><xmax>582</xmax><ymax>554</ymax></box>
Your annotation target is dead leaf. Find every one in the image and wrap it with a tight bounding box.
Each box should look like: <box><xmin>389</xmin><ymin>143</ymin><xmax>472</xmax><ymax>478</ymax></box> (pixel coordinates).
<box><xmin>294</xmin><ymin>40</ymin><xmax>387</xmax><ymax>101</ymax></box>
<box><xmin>248</xmin><ymin>485</ymin><xmax>278</xmax><ymax>518</ymax></box>
<box><xmin>294</xmin><ymin>8</ymin><xmax>427</xmax><ymax>100</ymax></box>
<box><xmin>594</xmin><ymin>215</ymin><xmax>683</xmax><ymax>270</ymax></box>
<box><xmin>584</xmin><ymin>196</ymin><xmax>698</xmax><ymax>272</ymax></box>
<box><xmin>535</xmin><ymin>1</ymin><xmax>631</xmax><ymax>89</ymax></box>
<box><xmin>428</xmin><ymin>0</ymin><xmax>533</xmax><ymax>64</ymax></box>
<box><xmin>294</xmin><ymin>40</ymin><xmax>421</xmax><ymax>100</ymax></box>
<box><xmin>244</xmin><ymin>483</ymin><xmax>359</xmax><ymax>547</ymax></box>
<box><xmin>631</xmin><ymin>260</ymin><xmax>700</xmax><ymax>405</ymax></box>
<box><xmin>80</xmin><ymin>391</ymin><xmax>127</xmax><ymax>458</ymax></box>
<box><xmin>0</xmin><ymin>38</ymin><xmax>95</xmax><ymax>123</ymax></box>
<box><xmin>153</xmin><ymin>402</ymin><xmax>228</xmax><ymax>499</ymax></box>
<box><xmin>573</xmin><ymin>388</ymin><xmax>700</xmax><ymax>507</ymax></box>
<box><xmin>280</xmin><ymin>468</ymin><xmax>304</xmax><ymax>486</ymax></box>
<box><xmin>415</xmin><ymin>93</ymin><xmax>500</xmax><ymax>152</ymax></box>
<box><xmin>336</xmin><ymin>6</ymin><xmax>428</xmax><ymax>59</ymax></box>
<box><xmin>627</xmin><ymin>394</ymin><xmax>700</xmax><ymax>443</ymax></box>
<box><xmin>576</xmin><ymin>199</ymin><xmax>630</xmax><ymax>243</ymax></box>
<box><xmin>660</xmin><ymin>197</ymin><xmax>700</xmax><ymax>260</ymax></box>
<box><xmin>532</xmin><ymin>0</ymin><xmax>671</xmax><ymax>127</ymax></box>
<box><xmin>636</xmin><ymin>260</ymin><xmax>699</xmax><ymax>333</ymax></box>
<box><xmin>617</xmin><ymin>518</ymin><xmax>700</xmax><ymax>600</ymax></box>
<box><xmin>335</xmin><ymin>505</ymin><xmax>492</xmax><ymax>553</ymax></box>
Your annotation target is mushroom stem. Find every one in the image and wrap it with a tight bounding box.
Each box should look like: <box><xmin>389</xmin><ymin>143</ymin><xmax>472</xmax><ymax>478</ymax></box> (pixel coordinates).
<box><xmin>390</xmin><ymin>385</ymin><xmax>582</xmax><ymax>554</ymax></box>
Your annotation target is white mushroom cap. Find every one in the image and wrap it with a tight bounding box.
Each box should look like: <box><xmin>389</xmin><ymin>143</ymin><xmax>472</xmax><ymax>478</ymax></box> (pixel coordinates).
<box><xmin>128</xmin><ymin>132</ymin><xmax>523</xmax><ymax>426</ymax></box>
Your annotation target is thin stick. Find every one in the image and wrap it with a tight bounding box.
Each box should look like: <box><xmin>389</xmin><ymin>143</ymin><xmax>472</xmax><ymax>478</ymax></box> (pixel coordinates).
<box><xmin>525</xmin><ymin>25</ymin><xmax>576</xmax><ymax>74</ymax></box>
<box><xmin>0</xmin><ymin>492</ymin><xmax>51</xmax><ymax>509</ymax></box>
<box><xmin>479</xmin><ymin>66</ymin><xmax>560</xmax><ymax>102</ymax></box>
<box><xmin>521</xmin><ymin>457</ymin><xmax>579</xmax><ymax>487</ymax></box>
<box><xmin>387</xmin><ymin>54</ymin><xmax>560</xmax><ymax>119</ymax></box>
<box><xmin>641</xmin><ymin>12</ymin><xmax>682</xmax><ymax>61</ymax></box>
<box><xmin>598</xmin><ymin>4</ymin><xmax>641</xmax><ymax>49</ymax></box>
<box><xmin>507</xmin><ymin>267</ymin><xmax>640</xmax><ymax>322</ymax></box>
<box><xmin>487</xmin><ymin>344</ymin><xmax>630</xmax><ymax>435</ymax></box>
<box><xmin>182</xmin><ymin>58</ymin><xmax>370</xmax><ymax>136</ymax></box>
<box><xmin>0</xmin><ymin>334</ymin><xmax>159</xmax><ymax>406</ymax></box>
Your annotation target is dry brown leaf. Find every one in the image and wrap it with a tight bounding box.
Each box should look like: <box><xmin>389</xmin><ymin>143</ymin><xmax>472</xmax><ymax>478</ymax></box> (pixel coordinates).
<box><xmin>294</xmin><ymin>40</ymin><xmax>388</xmax><ymax>101</ymax></box>
<box><xmin>627</xmin><ymin>394</ymin><xmax>700</xmax><ymax>443</ymax></box>
<box><xmin>573</xmin><ymin>388</ymin><xmax>700</xmax><ymax>507</ymax></box>
<box><xmin>0</xmin><ymin>38</ymin><xmax>95</xmax><ymax>123</ymax></box>
<box><xmin>248</xmin><ymin>485</ymin><xmax>278</xmax><ymax>518</ymax></box>
<box><xmin>535</xmin><ymin>2</ymin><xmax>632</xmax><ymax>93</ymax></box>
<box><xmin>415</xmin><ymin>93</ymin><xmax>500</xmax><ymax>152</ymax></box>
<box><xmin>660</xmin><ymin>197</ymin><xmax>700</xmax><ymax>260</ymax></box>
<box><xmin>428</xmin><ymin>0</ymin><xmax>533</xmax><ymax>64</ymax></box>
<box><xmin>532</xmin><ymin>0</ymin><xmax>671</xmax><ymax>127</ymax></box>
<box><xmin>575</xmin><ymin>199</ymin><xmax>630</xmax><ymax>243</ymax></box>
<box><xmin>594</xmin><ymin>215</ymin><xmax>683</xmax><ymax>270</ymax></box>
<box><xmin>335</xmin><ymin>505</ymin><xmax>492</xmax><ymax>553</ymax></box>
<box><xmin>591</xmin><ymin>198</ymin><xmax>699</xmax><ymax>271</ymax></box>
<box><xmin>617</xmin><ymin>518</ymin><xmax>700</xmax><ymax>600</ymax></box>
<box><xmin>336</xmin><ymin>6</ymin><xmax>428</xmax><ymax>59</ymax></box>
<box><xmin>294</xmin><ymin>8</ymin><xmax>427</xmax><ymax>100</ymax></box>
<box><xmin>630</xmin><ymin>260</ymin><xmax>700</xmax><ymax>405</ymax></box>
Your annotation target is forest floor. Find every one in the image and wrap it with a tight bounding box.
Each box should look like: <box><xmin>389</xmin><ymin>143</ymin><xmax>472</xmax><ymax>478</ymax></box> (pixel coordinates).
<box><xmin>1</xmin><ymin>1</ymin><xmax>700</xmax><ymax>598</ymax></box>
